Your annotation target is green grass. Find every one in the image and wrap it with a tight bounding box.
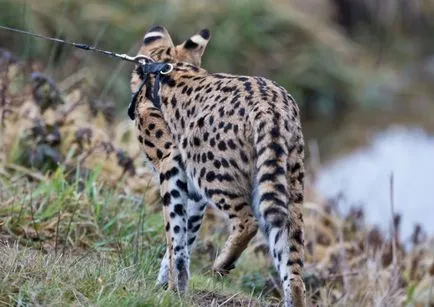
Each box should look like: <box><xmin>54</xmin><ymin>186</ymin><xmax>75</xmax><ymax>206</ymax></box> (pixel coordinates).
<box><xmin>0</xmin><ymin>242</ymin><xmax>275</xmax><ymax>306</ymax></box>
<box><xmin>0</xmin><ymin>167</ymin><xmax>279</xmax><ymax>306</ymax></box>
<box><xmin>0</xmin><ymin>244</ymin><xmax>168</xmax><ymax>306</ymax></box>
<box><xmin>0</xmin><ymin>166</ymin><xmax>162</xmax><ymax>252</ymax></box>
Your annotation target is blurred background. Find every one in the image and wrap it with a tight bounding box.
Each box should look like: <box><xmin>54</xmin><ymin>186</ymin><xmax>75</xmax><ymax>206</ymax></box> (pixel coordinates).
<box><xmin>1</xmin><ymin>0</ymin><xmax>434</xmax><ymax>305</ymax></box>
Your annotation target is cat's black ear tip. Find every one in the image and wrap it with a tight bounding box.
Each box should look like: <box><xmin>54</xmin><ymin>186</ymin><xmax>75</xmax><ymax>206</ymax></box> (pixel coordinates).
<box><xmin>199</xmin><ymin>29</ymin><xmax>211</xmax><ymax>40</ymax></box>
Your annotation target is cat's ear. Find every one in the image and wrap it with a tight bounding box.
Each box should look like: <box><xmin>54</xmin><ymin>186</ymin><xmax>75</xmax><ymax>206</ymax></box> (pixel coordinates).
<box><xmin>141</xmin><ymin>25</ymin><xmax>174</xmax><ymax>50</ymax></box>
<box><xmin>176</xmin><ymin>29</ymin><xmax>211</xmax><ymax>67</ymax></box>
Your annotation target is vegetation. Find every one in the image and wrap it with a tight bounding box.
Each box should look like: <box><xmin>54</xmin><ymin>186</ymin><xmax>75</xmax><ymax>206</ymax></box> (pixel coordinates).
<box><xmin>0</xmin><ymin>0</ymin><xmax>433</xmax><ymax>306</ymax></box>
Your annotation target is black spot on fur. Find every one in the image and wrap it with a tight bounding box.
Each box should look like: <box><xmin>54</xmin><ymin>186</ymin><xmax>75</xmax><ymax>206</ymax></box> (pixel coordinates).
<box><xmin>174</xmin><ymin>204</ymin><xmax>185</xmax><ymax>216</ymax></box>
<box><xmin>240</xmin><ymin>151</ymin><xmax>249</xmax><ymax>163</ymax></box>
<box><xmin>144</xmin><ymin>140</ymin><xmax>155</xmax><ymax>148</ymax></box>
<box><xmin>229</xmin><ymin>159</ymin><xmax>239</xmax><ymax>169</ymax></box>
<box><xmin>234</xmin><ymin>203</ymin><xmax>246</xmax><ymax>212</ymax></box>
<box><xmin>165</xmin><ymin>167</ymin><xmax>179</xmax><ymax>180</ymax></box>
<box><xmin>155</xmin><ymin>129</ymin><xmax>163</xmax><ymax>138</ymax></box>
<box><xmin>287</xmin><ymin>259</ymin><xmax>304</xmax><ymax>268</ymax></box>
<box><xmin>176</xmin><ymin>180</ymin><xmax>188</xmax><ymax>192</ymax></box>
<box><xmin>263</xmin><ymin>207</ymin><xmax>286</xmax><ymax>224</ymax></box>
<box><xmin>271</xmin><ymin>126</ymin><xmax>280</xmax><ymax>138</ymax></box>
<box><xmin>149</xmin><ymin>112</ymin><xmax>162</xmax><ymax>119</ymax></box>
<box><xmin>277</xmin><ymin>251</ymin><xmax>282</xmax><ymax>262</ymax></box>
<box><xmin>188</xmin><ymin>192</ymin><xmax>202</xmax><ymax>202</ymax></box>
<box><xmin>270</xmin><ymin>142</ymin><xmax>285</xmax><ymax>156</ymax></box>
<box><xmin>274</xmin><ymin>231</ymin><xmax>281</xmax><ymax>244</ymax></box>
<box><xmin>171</xmin><ymin>190</ymin><xmax>181</xmax><ymax>198</ymax></box>
<box><xmin>292</xmin><ymin>229</ymin><xmax>304</xmax><ymax>245</ymax></box>
<box><xmin>189</xmin><ymin>215</ymin><xmax>202</xmax><ymax>223</ymax></box>
<box><xmin>203</xmin><ymin>132</ymin><xmax>209</xmax><ymax>141</ymax></box>
<box><xmin>193</xmin><ymin>137</ymin><xmax>201</xmax><ymax>146</ymax></box>
<box><xmin>206</xmin><ymin>188</ymin><xmax>240</xmax><ymax>199</ymax></box>
<box><xmin>217</xmin><ymin>173</ymin><xmax>234</xmax><ymax>182</ymax></box>
<box><xmin>163</xmin><ymin>193</ymin><xmax>171</xmax><ymax>206</ymax></box>
<box><xmin>206</xmin><ymin>171</ymin><xmax>216</xmax><ymax>182</ymax></box>
<box><xmin>221</xmin><ymin>159</ymin><xmax>229</xmax><ymax>168</ymax></box>
<box><xmin>213</xmin><ymin>160</ymin><xmax>221</xmax><ymax>169</ymax></box>
<box><xmin>200</xmin><ymin>167</ymin><xmax>206</xmax><ymax>177</ymax></box>
<box><xmin>217</xmin><ymin>141</ymin><xmax>227</xmax><ymax>151</ymax></box>
<box><xmin>294</xmin><ymin>192</ymin><xmax>304</xmax><ymax>203</ymax></box>
<box><xmin>197</xmin><ymin>117</ymin><xmax>205</xmax><ymax>127</ymax></box>
<box><xmin>292</xmin><ymin>163</ymin><xmax>301</xmax><ymax>173</ymax></box>
<box><xmin>270</xmin><ymin>216</ymin><xmax>285</xmax><ymax>228</ymax></box>
<box><xmin>274</xmin><ymin>183</ymin><xmax>286</xmax><ymax>194</ymax></box>
<box><xmin>227</xmin><ymin>139</ymin><xmax>236</xmax><ymax>150</ymax></box>
<box><xmin>161</xmin><ymin>76</ymin><xmax>176</xmax><ymax>87</ymax></box>
<box><xmin>156</xmin><ymin>149</ymin><xmax>163</xmax><ymax>159</ymax></box>
<box><xmin>259</xmin><ymin>173</ymin><xmax>276</xmax><ymax>183</ymax></box>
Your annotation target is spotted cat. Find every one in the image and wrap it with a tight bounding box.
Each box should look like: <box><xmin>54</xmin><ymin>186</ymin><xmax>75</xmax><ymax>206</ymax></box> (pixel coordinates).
<box><xmin>131</xmin><ymin>25</ymin><xmax>306</xmax><ymax>307</ymax></box>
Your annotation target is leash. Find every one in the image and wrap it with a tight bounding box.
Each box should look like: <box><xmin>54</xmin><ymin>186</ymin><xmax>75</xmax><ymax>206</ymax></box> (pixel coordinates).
<box><xmin>128</xmin><ymin>62</ymin><xmax>173</xmax><ymax>120</ymax></box>
<box><xmin>0</xmin><ymin>25</ymin><xmax>151</xmax><ymax>63</ymax></box>
<box><xmin>0</xmin><ymin>24</ymin><xmax>174</xmax><ymax>120</ymax></box>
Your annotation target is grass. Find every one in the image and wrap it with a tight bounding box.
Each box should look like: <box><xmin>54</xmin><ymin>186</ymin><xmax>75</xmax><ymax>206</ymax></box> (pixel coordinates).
<box><xmin>0</xmin><ymin>244</ymin><xmax>167</xmax><ymax>306</ymax></box>
<box><xmin>0</xmin><ymin>242</ymin><xmax>276</xmax><ymax>306</ymax></box>
<box><xmin>0</xmin><ymin>166</ymin><xmax>161</xmax><ymax>252</ymax></box>
<box><xmin>1</xmin><ymin>242</ymin><xmax>256</xmax><ymax>307</ymax></box>
<box><xmin>0</xmin><ymin>172</ymin><xmax>278</xmax><ymax>306</ymax></box>
<box><xmin>1</xmin><ymin>166</ymin><xmax>433</xmax><ymax>306</ymax></box>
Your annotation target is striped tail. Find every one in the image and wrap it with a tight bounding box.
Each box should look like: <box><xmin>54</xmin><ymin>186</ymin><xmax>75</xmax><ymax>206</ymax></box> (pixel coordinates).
<box><xmin>253</xmin><ymin>111</ymin><xmax>305</xmax><ymax>307</ymax></box>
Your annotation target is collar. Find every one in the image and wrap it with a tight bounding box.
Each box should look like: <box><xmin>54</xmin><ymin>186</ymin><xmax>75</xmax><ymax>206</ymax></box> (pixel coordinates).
<box><xmin>128</xmin><ymin>62</ymin><xmax>173</xmax><ymax>120</ymax></box>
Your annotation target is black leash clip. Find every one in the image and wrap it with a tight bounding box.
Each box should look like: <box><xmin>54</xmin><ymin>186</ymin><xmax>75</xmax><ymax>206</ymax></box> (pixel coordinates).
<box><xmin>128</xmin><ymin>62</ymin><xmax>173</xmax><ymax>120</ymax></box>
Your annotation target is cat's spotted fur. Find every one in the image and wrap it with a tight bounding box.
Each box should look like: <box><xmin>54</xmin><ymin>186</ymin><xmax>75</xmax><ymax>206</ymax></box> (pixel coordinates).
<box><xmin>131</xmin><ymin>25</ymin><xmax>306</xmax><ymax>307</ymax></box>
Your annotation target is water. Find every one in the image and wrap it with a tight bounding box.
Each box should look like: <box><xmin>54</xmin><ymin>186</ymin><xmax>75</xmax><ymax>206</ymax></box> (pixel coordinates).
<box><xmin>316</xmin><ymin>126</ymin><xmax>434</xmax><ymax>237</ymax></box>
